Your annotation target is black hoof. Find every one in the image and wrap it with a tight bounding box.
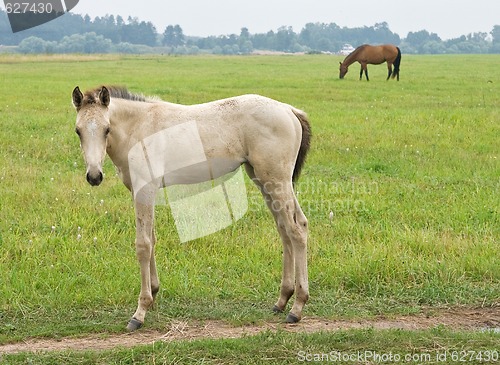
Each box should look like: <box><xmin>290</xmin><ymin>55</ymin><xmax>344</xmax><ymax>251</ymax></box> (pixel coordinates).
<box><xmin>272</xmin><ymin>305</ymin><xmax>284</xmax><ymax>314</ymax></box>
<box><xmin>126</xmin><ymin>317</ymin><xmax>143</xmax><ymax>332</ymax></box>
<box><xmin>286</xmin><ymin>312</ymin><xmax>300</xmax><ymax>323</ymax></box>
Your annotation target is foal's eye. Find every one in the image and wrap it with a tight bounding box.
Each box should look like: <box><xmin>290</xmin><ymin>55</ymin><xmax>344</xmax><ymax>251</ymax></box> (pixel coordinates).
<box><xmin>104</xmin><ymin>127</ymin><xmax>111</xmax><ymax>136</ymax></box>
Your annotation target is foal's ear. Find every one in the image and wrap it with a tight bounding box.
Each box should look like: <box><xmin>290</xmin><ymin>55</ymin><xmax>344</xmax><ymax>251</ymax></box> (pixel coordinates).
<box><xmin>72</xmin><ymin>86</ymin><xmax>83</xmax><ymax>109</ymax></box>
<box><xmin>98</xmin><ymin>86</ymin><xmax>110</xmax><ymax>107</ymax></box>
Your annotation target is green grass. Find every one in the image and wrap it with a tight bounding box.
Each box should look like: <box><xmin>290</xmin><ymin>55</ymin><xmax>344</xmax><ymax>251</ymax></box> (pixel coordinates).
<box><xmin>2</xmin><ymin>327</ymin><xmax>500</xmax><ymax>364</ymax></box>
<box><xmin>0</xmin><ymin>54</ymin><xmax>499</xmax><ymax>357</ymax></box>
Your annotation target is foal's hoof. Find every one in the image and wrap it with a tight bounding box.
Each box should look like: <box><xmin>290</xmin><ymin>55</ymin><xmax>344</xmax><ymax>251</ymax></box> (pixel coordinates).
<box><xmin>272</xmin><ymin>305</ymin><xmax>284</xmax><ymax>314</ymax></box>
<box><xmin>126</xmin><ymin>317</ymin><xmax>143</xmax><ymax>332</ymax></box>
<box><xmin>285</xmin><ymin>312</ymin><xmax>300</xmax><ymax>323</ymax></box>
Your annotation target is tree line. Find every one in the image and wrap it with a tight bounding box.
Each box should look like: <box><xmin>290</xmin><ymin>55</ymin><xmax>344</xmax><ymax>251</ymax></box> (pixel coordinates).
<box><xmin>1</xmin><ymin>9</ymin><xmax>500</xmax><ymax>54</ymax></box>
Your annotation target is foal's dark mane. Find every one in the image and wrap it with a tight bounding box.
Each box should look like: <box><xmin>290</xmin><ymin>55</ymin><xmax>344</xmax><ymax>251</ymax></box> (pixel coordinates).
<box><xmin>83</xmin><ymin>86</ymin><xmax>151</xmax><ymax>104</ymax></box>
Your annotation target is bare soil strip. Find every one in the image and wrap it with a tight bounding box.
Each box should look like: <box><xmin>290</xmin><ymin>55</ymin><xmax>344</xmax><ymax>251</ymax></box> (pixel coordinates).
<box><xmin>1</xmin><ymin>307</ymin><xmax>498</xmax><ymax>354</ymax></box>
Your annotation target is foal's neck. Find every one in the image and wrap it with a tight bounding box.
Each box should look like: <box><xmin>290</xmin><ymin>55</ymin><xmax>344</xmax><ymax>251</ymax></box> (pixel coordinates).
<box><xmin>108</xmin><ymin>98</ymin><xmax>152</xmax><ymax>127</ymax></box>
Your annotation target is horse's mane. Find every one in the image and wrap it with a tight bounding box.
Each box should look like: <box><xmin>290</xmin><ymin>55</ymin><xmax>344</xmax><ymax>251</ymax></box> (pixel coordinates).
<box><xmin>343</xmin><ymin>44</ymin><xmax>367</xmax><ymax>63</ymax></box>
<box><xmin>83</xmin><ymin>86</ymin><xmax>158</xmax><ymax>104</ymax></box>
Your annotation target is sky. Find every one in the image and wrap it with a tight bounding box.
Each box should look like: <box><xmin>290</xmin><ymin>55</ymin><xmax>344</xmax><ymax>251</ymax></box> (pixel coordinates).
<box><xmin>70</xmin><ymin>0</ymin><xmax>498</xmax><ymax>40</ymax></box>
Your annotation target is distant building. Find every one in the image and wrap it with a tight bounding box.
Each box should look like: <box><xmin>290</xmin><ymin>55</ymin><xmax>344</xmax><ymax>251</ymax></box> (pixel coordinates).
<box><xmin>339</xmin><ymin>43</ymin><xmax>355</xmax><ymax>55</ymax></box>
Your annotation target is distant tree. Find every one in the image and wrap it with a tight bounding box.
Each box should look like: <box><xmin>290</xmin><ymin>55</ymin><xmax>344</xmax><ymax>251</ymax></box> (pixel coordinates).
<box><xmin>240</xmin><ymin>27</ymin><xmax>250</xmax><ymax>39</ymax></box>
<box><xmin>56</xmin><ymin>32</ymin><xmax>111</xmax><ymax>53</ymax></box>
<box><xmin>18</xmin><ymin>36</ymin><xmax>47</xmax><ymax>53</ymax></box>
<box><xmin>222</xmin><ymin>44</ymin><xmax>239</xmax><ymax>54</ymax></box>
<box><xmin>371</xmin><ymin>22</ymin><xmax>401</xmax><ymax>44</ymax></box>
<box><xmin>83</xmin><ymin>32</ymin><xmax>112</xmax><ymax>53</ymax></box>
<box><xmin>114</xmin><ymin>42</ymin><xmax>137</xmax><ymax>54</ymax></box>
<box><xmin>163</xmin><ymin>24</ymin><xmax>185</xmax><ymax>47</ymax></box>
<box><xmin>116</xmin><ymin>15</ymin><xmax>125</xmax><ymax>27</ymax></box>
<box><xmin>196</xmin><ymin>35</ymin><xmax>218</xmax><ymax>49</ymax></box>
<box><xmin>421</xmin><ymin>41</ymin><xmax>446</xmax><ymax>54</ymax></box>
<box><xmin>490</xmin><ymin>25</ymin><xmax>500</xmax><ymax>53</ymax></box>
<box><xmin>137</xmin><ymin>21</ymin><xmax>158</xmax><ymax>46</ymax></box>
<box><xmin>406</xmin><ymin>30</ymin><xmax>441</xmax><ymax>46</ymax></box>
<box><xmin>444</xmin><ymin>33</ymin><xmax>490</xmax><ymax>54</ymax></box>
<box><xmin>120</xmin><ymin>17</ymin><xmax>157</xmax><ymax>46</ymax></box>
<box><xmin>316</xmin><ymin>38</ymin><xmax>331</xmax><ymax>51</ymax></box>
<box><xmin>2</xmin><ymin>8</ymin><xmax>498</xmax><ymax>54</ymax></box>
<box><xmin>239</xmin><ymin>40</ymin><xmax>253</xmax><ymax>54</ymax></box>
<box><xmin>275</xmin><ymin>26</ymin><xmax>296</xmax><ymax>51</ymax></box>
<box><xmin>57</xmin><ymin>33</ymin><xmax>85</xmax><ymax>53</ymax></box>
<box><xmin>491</xmin><ymin>25</ymin><xmax>500</xmax><ymax>43</ymax></box>
<box><xmin>250</xmin><ymin>32</ymin><xmax>268</xmax><ymax>49</ymax></box>
<box><xmin>404</xmin><ymin>30</ymin><xmax>441</xmax><ymax>53</ymax></box>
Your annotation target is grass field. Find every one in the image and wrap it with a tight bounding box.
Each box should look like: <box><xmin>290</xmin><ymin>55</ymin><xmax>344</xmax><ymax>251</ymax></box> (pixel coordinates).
<box><xmin>0</xmin><ymin>54</ymin><xmax>499</xmax><ymax>362</ymax></box>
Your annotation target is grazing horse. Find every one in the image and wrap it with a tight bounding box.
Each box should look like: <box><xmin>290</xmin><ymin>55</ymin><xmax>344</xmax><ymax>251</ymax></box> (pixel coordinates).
<box><xmin>339</xmin><ymin>44</ymin><xmax>401</xmax><ymax>81</ymax></box>
<box><xmin>72</xmin><ymin>85</ymin><xmax>311</xmax><ymax>331</ymax></box>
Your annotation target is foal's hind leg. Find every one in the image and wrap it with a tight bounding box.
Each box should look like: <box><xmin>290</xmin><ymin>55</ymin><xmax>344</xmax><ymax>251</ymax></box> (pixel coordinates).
<box><xmin>150</xmin><ymin>228</ymin><xmax>160</xmax><ymax>299</ymax></box>
<box><xmin>248</xmin><ymin>163</ymin><xmax>309</xmax><ymax>322</ymax></box>
<box><xmin>245</xmin><ymin>165</ymin><xmax>295</xmax><ymax>312</ymax></box>
<box><xmin>283</xmin><ymin>196</ymin><xmax>308</xmax><ymax>322</ymax></box>
<box><xmin>274</xmin><ymin>189</ymin><xmax>309</xmax><ymax>323</ymax></box>
<box><xmin>266</xmin><ymin>185</ymin><xmax>309</xmax><ymax>322</ymax></box>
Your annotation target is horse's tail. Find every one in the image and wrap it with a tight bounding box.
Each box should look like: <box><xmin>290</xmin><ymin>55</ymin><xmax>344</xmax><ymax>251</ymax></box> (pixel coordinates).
<box><xmin>291</xmin><ymin>108</ymin><xmax>312</xmax><ymax>183</ymax></box>
<box><xmin>391</xmin><ymin>47</ymin><xmax>401</xmax><ymax>79</ymax></box>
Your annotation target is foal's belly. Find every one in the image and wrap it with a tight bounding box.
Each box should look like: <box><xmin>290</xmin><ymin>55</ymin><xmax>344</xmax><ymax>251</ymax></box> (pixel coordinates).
<box><xmin>161</xmin><ymin>158</ymin><xmax>243</xmax><ymax>186</ymax></box>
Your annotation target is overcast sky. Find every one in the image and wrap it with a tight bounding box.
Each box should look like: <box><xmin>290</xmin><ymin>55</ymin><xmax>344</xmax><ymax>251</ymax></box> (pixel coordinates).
<box><xmin>70</xmin><ymin>0</ymin><xmax>498</xmax><ymax>40</ymax></box>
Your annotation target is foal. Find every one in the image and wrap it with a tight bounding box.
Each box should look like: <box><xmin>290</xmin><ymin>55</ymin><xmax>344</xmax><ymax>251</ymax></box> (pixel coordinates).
<box><xmin>72</xmin><ymin>86</ymin><xmax>311</xmax><ymax>330</ymax></box>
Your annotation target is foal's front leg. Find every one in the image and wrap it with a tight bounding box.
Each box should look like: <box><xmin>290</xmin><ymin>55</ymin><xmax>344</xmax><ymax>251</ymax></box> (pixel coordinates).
<box><xmin>127</xmin><ymin>199</ymin><xmax>156</xmax><ymax>331</ymax></box>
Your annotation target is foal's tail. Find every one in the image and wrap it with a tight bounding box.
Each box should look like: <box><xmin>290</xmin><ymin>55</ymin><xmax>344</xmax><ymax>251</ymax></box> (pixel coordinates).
<box><xmin>391</xmin><ymin>47</ymin><xmax>401</xmax><ymax>80</ymax></box>
<box><xmin>291</xmin><ymin>109</ymin><xmax>312</xmax><ymax>182</ymax></box>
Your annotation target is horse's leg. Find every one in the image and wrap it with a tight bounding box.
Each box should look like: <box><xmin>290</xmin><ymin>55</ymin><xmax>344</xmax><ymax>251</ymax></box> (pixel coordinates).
<box><xmin>127</xmin><ymin>190</ymin><xmax>156</xmax><ymax>331</ymax></box>
<box><xmin>254</xmin><ymin>174</ymin><xmax>308</xmax><ymax>323</ymax></box>
<box><xmin>360</xmin><ymin>63</ymin><xmax>369</xmax><ymax>81</ymax></box>
<box><xmin>150</xmin><ymin>228</ymin><xmax>160</xmax><ymax>299</ymax></box>
<box><xmin>245</xmin><ymin>165</ymin><xmax>295</xmax><ymax>313</ymax></box>
<box><xmin>386</xmin><ymin>62</ymin><xmax>393</xmax><ymax>80</ymax></box>
<box><xmin>287</xmin><ymin>197</ymin><xmax>308</xmax><ymax>323</ymax></box>
<box><xmin>269</xmin><ymin>185</ymin><xmax>308</xmax><ymax>323</ymax></box>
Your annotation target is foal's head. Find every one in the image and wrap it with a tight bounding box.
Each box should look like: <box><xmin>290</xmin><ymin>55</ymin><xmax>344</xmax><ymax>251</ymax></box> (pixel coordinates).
<box><xmin>339</xmin><ymin>62</ymin><xmax>348</xmax><ymax>79</ymax></box>
<box><xmin>72</xmin><ymin>86</ymin><xmax>111</xmax><ymax>186</ymax></box>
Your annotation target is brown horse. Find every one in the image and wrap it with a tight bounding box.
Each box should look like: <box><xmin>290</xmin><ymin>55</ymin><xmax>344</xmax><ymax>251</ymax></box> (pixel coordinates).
<box><xmin>339</xmin><ymin>44</ymin><xmax>401</xmax><ymax>81</ymax></box>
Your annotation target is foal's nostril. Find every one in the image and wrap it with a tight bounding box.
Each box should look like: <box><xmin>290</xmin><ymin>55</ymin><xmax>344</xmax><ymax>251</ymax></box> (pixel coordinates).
<box><xmin>86</xmin><ymin>171</ymin><xmax>103</xmax><ymax>186</ymax></box>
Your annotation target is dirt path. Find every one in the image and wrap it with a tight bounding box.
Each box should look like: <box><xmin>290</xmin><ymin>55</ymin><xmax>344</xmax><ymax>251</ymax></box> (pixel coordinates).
<box><xmin>1</xmin><ymin>307</ymin><xmax>499</xmax><ymax>354</ymax></box>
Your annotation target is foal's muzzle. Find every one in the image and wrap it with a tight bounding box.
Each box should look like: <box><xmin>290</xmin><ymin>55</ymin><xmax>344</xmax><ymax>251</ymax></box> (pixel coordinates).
<box><xmin>86</xmin><ymin>171</ymin><xmax>103</xmax><ymax>186</ymax></box>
